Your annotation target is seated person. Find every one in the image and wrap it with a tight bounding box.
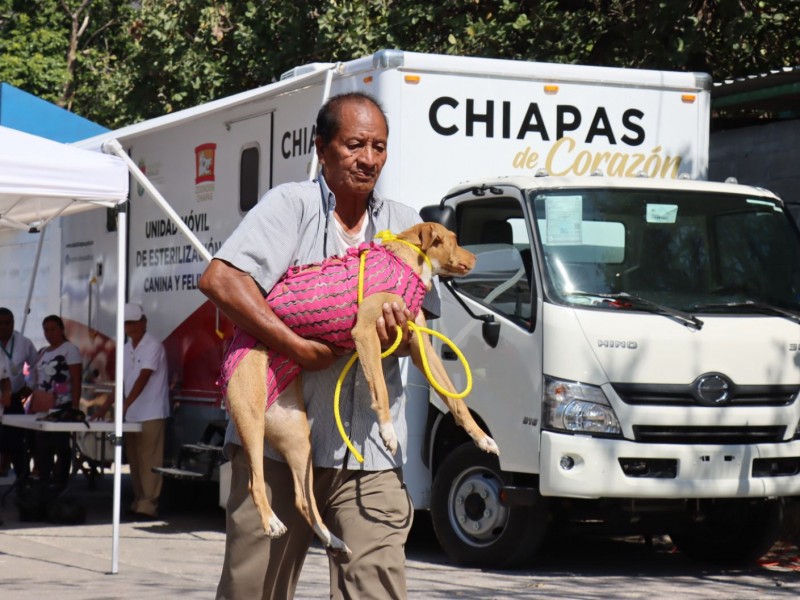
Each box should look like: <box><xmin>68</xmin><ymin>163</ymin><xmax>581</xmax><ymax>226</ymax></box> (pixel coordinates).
<box><xmin>28</xmin><ymin>315</ymin><xmax>82</xmax><ymax>486</ymax></box>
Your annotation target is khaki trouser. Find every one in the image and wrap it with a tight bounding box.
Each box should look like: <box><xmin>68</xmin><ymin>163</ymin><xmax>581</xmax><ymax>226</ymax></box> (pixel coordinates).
<box><xmin>216</xmin><ymin>447</ymin><xmax>413</xmax><ymax>600</ymax></box>
<box><xmin>125</xmin><ymin>418</ymin><xmax>165</xmax><ymax>516</ymax></box>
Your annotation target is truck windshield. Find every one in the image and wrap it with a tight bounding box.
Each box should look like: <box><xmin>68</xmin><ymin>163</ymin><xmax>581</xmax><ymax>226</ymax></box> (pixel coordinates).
<box><xmin>529</xmin><ymin>188</ymin><xmax>800</xmax><ymax>315</ymax></box>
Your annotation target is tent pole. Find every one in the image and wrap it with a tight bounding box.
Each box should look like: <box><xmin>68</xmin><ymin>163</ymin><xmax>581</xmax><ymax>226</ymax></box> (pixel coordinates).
<box><xmin>111</xmin><ymin>203</ymin><xmax>127</xmax><ymax>575</ymax></box>
<box><xmin>102</xmin><ymin>139</ymin><xmax>212</xmax><ymax>262</ymax></box>
<box><xmin>20</xmin><ymin>223</ymin><xmax>47</xmax><ymax>336</ymax></box>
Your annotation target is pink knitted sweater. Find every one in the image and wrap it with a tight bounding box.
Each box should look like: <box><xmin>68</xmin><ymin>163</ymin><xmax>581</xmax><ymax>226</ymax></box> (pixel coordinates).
<box><xmin>219</xmin><ymin>242</ymin><xmax>427</xmax><ymax>411</ymax></box>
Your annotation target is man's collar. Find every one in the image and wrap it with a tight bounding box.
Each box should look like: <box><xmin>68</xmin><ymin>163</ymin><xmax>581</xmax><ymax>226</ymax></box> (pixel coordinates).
<box><xmin>318</xmin><ymin>175</ymin><xmax>335</xmax><ymax>213</ymax></box>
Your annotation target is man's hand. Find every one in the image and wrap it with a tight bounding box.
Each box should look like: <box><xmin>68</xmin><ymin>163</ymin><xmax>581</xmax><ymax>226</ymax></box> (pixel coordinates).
<box><xmin>296</xmin><ymin>339</ymin><xmax>348</xmax><ymax>371</ymax></box>
<box><xmin>90</xmin><ymin>401</ymin><xmax>110</xmax><ymax>421</ymax></box>
<box><xmin>377</xmin><ymin>302</ymin><xmax>413</xmax><ymax>356</ymax></box>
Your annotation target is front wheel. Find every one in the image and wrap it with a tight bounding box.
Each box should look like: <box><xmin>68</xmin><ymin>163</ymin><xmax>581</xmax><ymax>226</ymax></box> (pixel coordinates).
<box><xmin>669</xmin><ymin>498</ymin><xmax>783</xmax><ymax>565</ymax></box>
<box><xmin>430</xmin><ymin>442</ymin><xmax>548</xmax><ymax>568</ymax></box>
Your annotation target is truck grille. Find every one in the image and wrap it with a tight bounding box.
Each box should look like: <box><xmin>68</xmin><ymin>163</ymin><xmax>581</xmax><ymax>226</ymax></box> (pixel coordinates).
<box><xmin>613</xmin><ymin>382</ymin><xmax>798</xmax><ymax>407</ymax></box>
<box><xmin>633</xmin><ymin>425</ymin><xmax>786</xmax><ymax>444</ymax></box>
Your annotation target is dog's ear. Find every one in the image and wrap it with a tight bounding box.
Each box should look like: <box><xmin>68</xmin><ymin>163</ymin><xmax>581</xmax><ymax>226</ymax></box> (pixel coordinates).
<box><xmin>419</xmin><ymin>223</ymin><xmax>442</xmax><ymax>251</ymax></box>
<box><xmin>399</xmin><ymin>227</ymin><xmax>422</xmax><ymax>247</ymax></box>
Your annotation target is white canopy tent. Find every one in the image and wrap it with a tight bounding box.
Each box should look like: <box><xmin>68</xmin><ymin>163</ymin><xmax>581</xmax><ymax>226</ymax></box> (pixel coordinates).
<box><xmin>0</xmin><ymin>125</ymin><xmax>129</xmax><ymax>227</ymax></box>
<box><xmin>0</xmin><ymin>124</ymin><xmax>214</xmax><ymax>573</ymax></box>
<box><xmin>0</xmin><ymin>125</ymin><xmax>130</xmax><ymax>573</ymax></box>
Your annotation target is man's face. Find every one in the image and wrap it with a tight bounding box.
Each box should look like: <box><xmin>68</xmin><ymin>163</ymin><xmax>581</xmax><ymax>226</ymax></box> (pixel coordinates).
<box><xmin>316</xmin><ymin>101</ymin><xmax>388</xmax><ymax>203</ymax></box>
<box><xmin>0</xmin><ymin>314</ymin><xmax>12</xmax><ymax>342</ymax></box>
<box><xmin>124</xmin><ymin>318</ymin><xmax>146</xmax><ymax>339</ymax></box>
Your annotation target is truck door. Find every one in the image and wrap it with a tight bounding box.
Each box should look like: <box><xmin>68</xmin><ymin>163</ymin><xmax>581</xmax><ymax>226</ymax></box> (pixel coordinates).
<box><xmin>437</xmin><ymin>190</ymin><xmax>543</xmax><ymax>473</ymax></box>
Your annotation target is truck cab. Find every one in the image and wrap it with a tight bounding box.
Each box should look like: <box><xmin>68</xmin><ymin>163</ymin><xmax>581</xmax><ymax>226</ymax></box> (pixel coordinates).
<box><xmin>422</xmin><ymin>175</ymin><xmax>800</xmax><ymax>567</ymax></box>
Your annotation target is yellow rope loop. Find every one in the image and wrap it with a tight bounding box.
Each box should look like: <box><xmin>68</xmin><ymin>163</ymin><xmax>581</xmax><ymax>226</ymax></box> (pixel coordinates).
<box><xmin>334</xmin><ymin>353</ymin><xmax>363</xmax><ymax>463</ymax></box>
<box><xmin>337</xmin><ymin>247</ymin><xmax>401</xmax><ymax>464</ymax></box>
<box><xmin>407</xmin><ymin>323</ymin><xmax>473</xmax><ymax>399</ymax></box>
<box><xmin>333</xmin><ymin>326</ymin><xmax>403</xmax><ymax>465</ymax></box>
<box><xmin>334</xmin><ymin>241</ymin><xmax>471</xmax><ymax>463</ymax></box>
<box><xmin>381</xmin><ymin>325</ymin><xmax>404</xmax><ymax>358</ymax></box>
<box><xmin>375</xmin><ymin>229</ymin><xmax>433</xmax><ymax>272</ymax></box>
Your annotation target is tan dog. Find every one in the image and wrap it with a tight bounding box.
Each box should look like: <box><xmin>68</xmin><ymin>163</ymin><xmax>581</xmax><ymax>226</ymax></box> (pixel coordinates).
<box><xmin>225</xmin><ymin>222</ymin><xmax>500</xmax><ymax>555</ymax></box>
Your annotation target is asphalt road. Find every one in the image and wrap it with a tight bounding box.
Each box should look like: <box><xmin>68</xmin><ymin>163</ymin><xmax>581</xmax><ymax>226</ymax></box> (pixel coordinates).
<box><xmin>0</xmin><ymin>472</ymin><xmax>797</xmax><ymax>599</ymax></box>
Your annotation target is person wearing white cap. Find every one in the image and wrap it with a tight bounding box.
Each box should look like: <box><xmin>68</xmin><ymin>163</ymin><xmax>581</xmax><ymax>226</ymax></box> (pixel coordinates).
<box><xmin>94</xmin><ymin>302</ymin><xmax>170</xmax><ymax>519</ymax></box>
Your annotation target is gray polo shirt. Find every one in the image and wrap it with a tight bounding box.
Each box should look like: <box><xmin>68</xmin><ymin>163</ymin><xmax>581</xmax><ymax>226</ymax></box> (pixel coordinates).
<box><xmin>215</xmin><ymin>176</ymin><xmax>440</xmax><ymax>470</ymax></box>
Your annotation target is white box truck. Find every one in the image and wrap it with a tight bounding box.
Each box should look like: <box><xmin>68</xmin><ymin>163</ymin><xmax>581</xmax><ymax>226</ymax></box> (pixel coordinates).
<box><xmin>64</xmin><ymin>50</ymin><xmax>798</xmax><ymax>566</ymax></box>
<box><xmin>420</xmin><ymin>174</ymin><xmax>800</xmax><ymax>567</ymax></box>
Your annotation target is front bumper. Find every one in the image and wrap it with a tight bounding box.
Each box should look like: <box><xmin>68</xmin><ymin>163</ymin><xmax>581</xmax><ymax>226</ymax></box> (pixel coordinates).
<box><xmin>540</xmin><ymin>431</ymin><xmax>800</xmax><ymax>499</ymax></box>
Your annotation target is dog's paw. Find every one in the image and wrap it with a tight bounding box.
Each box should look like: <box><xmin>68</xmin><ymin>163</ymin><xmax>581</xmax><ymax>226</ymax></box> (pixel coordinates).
<box><xmin>328</xmin><ymin>540</ymin><xmax>352</xmax><ymax>558</ymax></box>
<box><xmin>314</xmin><ymin>526</ymin><xmax>353</xmax><ymax>558</ymax></box>
<box><xmin>265</xmin><ymin>514</ymin><xmax>287</xmax><ymax>538</ymax></box>
<box><xmin>379</xmin><ymin>423</ymin><xmax>398</xmax><ymax>455</ymax></box>
<box><xmin>477</xmin><ymin>435</ymin><xmax>500</xmax><ymax>455</ymax></box>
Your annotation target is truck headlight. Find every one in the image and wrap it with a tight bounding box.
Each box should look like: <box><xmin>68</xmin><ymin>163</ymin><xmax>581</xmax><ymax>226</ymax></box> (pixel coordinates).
<box><xmin>543</xmin><ymin>376</ymin><xmax>621</xmax><ymax>436</ymax></box>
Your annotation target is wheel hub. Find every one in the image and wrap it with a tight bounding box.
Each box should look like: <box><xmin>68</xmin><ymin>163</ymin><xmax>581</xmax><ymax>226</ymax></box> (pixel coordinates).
<box><xmin>449</xmin><ymin>467</ymin><xmax>509</xmax><ymax>544</ymax></box>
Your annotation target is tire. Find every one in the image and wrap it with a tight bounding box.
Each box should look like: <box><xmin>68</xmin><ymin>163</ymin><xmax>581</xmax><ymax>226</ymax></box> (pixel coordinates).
<box><xmin>430</xmin><ymin>442</ymin><xmax>548</xmax><ymax>568</ymax></box>
<box><xmin>669</xmin><ymin>498</ymin><xmax>783</xmax><ymax>565</ymax></box>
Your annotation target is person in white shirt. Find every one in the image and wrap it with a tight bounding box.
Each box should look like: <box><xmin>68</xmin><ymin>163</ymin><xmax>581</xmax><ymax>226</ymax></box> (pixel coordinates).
<box><xmin>94</xmin><ymin>302</ymin><xmax>170</xmax><ymax>519</ymax></box>
<box><xmin>0</xmin><ymin>307</ymin><xmax>38</xmax><ymax>478</ymax></box>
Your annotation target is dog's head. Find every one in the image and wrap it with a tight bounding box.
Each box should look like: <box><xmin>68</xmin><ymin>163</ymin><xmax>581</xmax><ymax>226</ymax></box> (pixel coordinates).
<box><xmin>397</xmin><ymin>222</ymin><xmax>476</xmax><ymax>277</ymax></box>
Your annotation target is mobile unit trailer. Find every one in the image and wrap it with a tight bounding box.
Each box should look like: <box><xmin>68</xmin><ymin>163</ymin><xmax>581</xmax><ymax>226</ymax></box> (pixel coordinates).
<box><xmin>69</xmin><ymin>50</ymin><xmax>799</xmax><ymax>566</ymax></box>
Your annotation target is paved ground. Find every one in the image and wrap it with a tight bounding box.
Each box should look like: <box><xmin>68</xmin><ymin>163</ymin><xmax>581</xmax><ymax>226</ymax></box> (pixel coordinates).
<box><xmin>1</xmin><ymin>468</ymin><xmax>798</xmax><ymax>599</ymax></box>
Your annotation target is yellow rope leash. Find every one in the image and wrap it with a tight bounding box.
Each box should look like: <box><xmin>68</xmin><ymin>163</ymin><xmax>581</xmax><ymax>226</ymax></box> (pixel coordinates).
<box><xmin>374</xmin><ymin>229</ymin><xmax>433</xmax><ymax>272</ymax></box>
<box><xmin>407</xmin><ymin>323</ymin><xmax>473</xmax><ymax>399</ymax></box>
<box><xmin>333</xmin><ymin>234</ymin><xmax>473</xmax><ymax>463</ymax></box>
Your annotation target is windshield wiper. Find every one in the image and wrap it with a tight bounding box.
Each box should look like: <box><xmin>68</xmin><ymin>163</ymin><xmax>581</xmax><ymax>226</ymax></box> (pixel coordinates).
<box><xmin>690</xmin><ymin>300</ymin><xmax>800</xmax><ymax>325</ymax></box>
<box><xmin>566</xmin><ymin>291</ymin><xmax>704</xmax><ymax>330</ymax></box>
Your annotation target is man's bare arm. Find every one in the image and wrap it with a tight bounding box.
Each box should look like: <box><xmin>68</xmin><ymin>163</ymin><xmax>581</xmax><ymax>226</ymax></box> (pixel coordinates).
<box><xmin>198</xmin><ymin>258</ymin><xmax>341</xmax><ymax>371</ymax></box>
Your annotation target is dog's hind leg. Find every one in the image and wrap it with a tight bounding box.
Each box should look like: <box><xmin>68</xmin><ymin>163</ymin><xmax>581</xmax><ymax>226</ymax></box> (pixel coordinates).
<box><xmin>226</xmin><ymin>344</ymin><xmax>286</xmax><ymax>538</ymax></box>
<box><xmin>265</xmin><ymin>377</ymin><xmax>351</xmax><ymax>556</ymax></box>
<box><xmin>409</xmin><ymin>327</ymin><xmax>499</xmax><ymax>456</ymax></box>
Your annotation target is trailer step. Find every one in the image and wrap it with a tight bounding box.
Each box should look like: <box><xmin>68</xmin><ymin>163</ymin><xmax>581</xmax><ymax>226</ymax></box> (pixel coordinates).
<box><xmin>181</xmin><ymin>442</ymin><xmax>224</xmax><ymax>454</ymax></box>
<box><xmin>153</xmin><ymin>467</ymin><xmax>206</xmax><ymax>480</ymax></box>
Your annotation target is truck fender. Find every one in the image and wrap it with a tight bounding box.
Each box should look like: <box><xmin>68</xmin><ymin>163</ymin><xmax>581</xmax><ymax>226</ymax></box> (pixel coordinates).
<box><xmin>425</xmin><ymin>403</ymin><xmax>492</xmax><ymax>476</ymax></box>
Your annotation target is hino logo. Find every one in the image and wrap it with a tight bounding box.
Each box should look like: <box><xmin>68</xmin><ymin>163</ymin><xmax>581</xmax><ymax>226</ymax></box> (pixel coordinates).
<box><xmin>692</xmin><ymin>372</ymin><xmax>733</xmax><ymax>406</ymax></box>
<box><xmin>597</xmin><ymin>340</ymin><xmax>638</xmax><ymax>349</ymax></box>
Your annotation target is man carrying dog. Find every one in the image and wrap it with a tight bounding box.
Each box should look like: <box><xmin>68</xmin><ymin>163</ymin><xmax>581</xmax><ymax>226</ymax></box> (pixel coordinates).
<box><xmin>200</xmin><ymin>92</ymin><xmax>439</xmax><ymax>599</ymax></box>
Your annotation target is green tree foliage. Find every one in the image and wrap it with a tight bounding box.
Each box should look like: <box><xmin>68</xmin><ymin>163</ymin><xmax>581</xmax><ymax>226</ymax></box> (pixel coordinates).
<box><xmin>0</xmin><ymin>0</ymin><xmax>71</xmax><ymax>101</ymax></box>
<box><xmin>1</xmin><ymin>0</ymin><xmax>797</xmax><ymax>128</ymax></box>
<box><xmin>120</xmin><ymin>1</ymin><xmax>323</xmax><ymax>122</ymax></box>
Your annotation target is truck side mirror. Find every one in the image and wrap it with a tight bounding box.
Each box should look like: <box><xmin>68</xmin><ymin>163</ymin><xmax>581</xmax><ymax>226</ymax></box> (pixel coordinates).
<box><xmin>482</xmin><ymin>316</ymin><xmax>500</xmax><ymax>348</ymax></box>
<box><xmin>442</xmin><ymin>281</ymin><xmax>501</xmax><ymax>348</ymax></box>
<box><xmin>420</xmin><ymin>205</ymin><xmax>456</xmax><ymax>231</ymax></box>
